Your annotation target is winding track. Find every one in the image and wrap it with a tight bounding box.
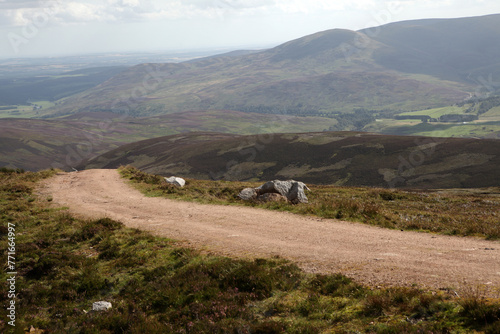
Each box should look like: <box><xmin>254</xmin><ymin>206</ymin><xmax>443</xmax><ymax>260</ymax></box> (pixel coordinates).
<box><xmin>39</xmin><ymin>169</ymin><xmax>500</xmax><ymax>293</ymax></box>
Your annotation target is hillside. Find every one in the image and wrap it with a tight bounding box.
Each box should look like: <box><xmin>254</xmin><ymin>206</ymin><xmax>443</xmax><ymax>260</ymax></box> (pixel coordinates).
<box><xmin>363</xmin><ymin>14</ymin><xmax>500</xmax><ymax>81</ymax></box>
<box><xmin>46</xmin><ymin>15</ymin><xmax>500</xmax><ymax>118</ymax></box>
<box><xmin>0</xmin><ymin>110</ymin><xmax>337</xmax><ymax>171</ymax></box>
<box><xmin>81</xmin><ymin>131</ymin><xmax>500</xmax><ymax>189</ymax></box>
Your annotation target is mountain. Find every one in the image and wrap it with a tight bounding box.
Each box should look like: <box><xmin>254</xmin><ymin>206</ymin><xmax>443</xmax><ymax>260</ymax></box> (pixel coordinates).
<box><xmin>47</xmin><ymin>14</ymin><xmax>500</xmax><ymax>118</ymax></box>
<box><xmin>81</xmin><ymin>131</ymin><xmax>500</xmax><ymax>189</ymax></box>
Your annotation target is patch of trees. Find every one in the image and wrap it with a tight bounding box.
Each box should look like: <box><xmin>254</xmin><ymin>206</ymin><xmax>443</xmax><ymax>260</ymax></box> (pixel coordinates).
<box><xmin>458</xmin><ymin>95</ymin><xmax>500</xmax><ymax>115</ymax></box>
<box><xmin>233</xmin><ymin>105</ymin><xmax>380</xmax><ymax>131</ymax></box>
<box><xmin>395</xmin><ymin>115</ymin><xmax>431</xmax><ymax>122</ymax></box>
<box><xmin>0</xmin><ymin>106</ymin><xmax>16</xmax><ymax>111</ymax></box>
<box><xmin>235</xmin><ymin>105</ymin><xmax>320</xmax><ymax>116</ymax></box>
<box><xmin>328</xmin><ymin>110</ymin><xmax>376</xmax><ymax>131</ymax></box>
<box><xmin>439</xmin><ymin>114</ymin><xmax>478</xmax><ymax>122</ymax></box>
<box><xmin>477</xmin><ymin>96</ymin><xmax>500</xmax><ymax>115</ymax></box>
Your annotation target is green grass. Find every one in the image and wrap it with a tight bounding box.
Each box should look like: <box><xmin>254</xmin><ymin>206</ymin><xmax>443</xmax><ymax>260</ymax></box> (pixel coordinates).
<box><xmin>374</xmin><ymin>120</ymin><xmax>500</xmax><ymax>138</ymax></box>
<box><xmin>2</xmin><ymin>169</ymin><xmax>500</xmax><ymax>333</ymax></box>
<box><xmin>0</xmin><ymin>105</ymin><xmax>42</xmax><ymax>118</ymax></box>
<box><xmin>119</xmin><ymin>166</ymin><xmax>500</xmax><ymax>240</ymax></box>
<box><xmin>30</xmin><ymin>100</ymin><xmax>56</xmax><ymax>109</ymax></box>
<box><xmin>0</xmin><ymin>101</ymin><xmax>56</xmax><ymax>118</ymax></box>
<box><xmin>375</xmin><ymin>96</ymin><xmax>500</xmax><ymax>138</ymax></box>
<box><xmin>481</xmin><ymin>106</ymin><xmax>500</xmax><ymax>120</ymax></box>
<box><xmin>398</xmin><ymin>105</ymin><xmax>471</xmax><ymax>118</ymax></box>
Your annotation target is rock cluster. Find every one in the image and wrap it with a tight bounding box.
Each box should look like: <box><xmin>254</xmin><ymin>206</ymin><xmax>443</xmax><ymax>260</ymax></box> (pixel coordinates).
<box><xmin>238</xmin><ymin>180</ymin><xmax>310</xmax><ymax>204</ymax></box>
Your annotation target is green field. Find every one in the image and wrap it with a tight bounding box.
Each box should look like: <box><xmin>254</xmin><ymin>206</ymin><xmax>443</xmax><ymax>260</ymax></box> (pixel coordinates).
<box><xmin>481</xmin><ymin>106</ymin><xmax>500</xmax><ymax>120</ymax></box>
<box><xmin>371</xmin><ymin>97</ymin><xmax>500</xmax><ymax>138</ymax></box>
<box><xmin>0</xmin><ymin>101</ymin><xmax>56</xmax><ymax>118</ymax></box>
<box><xmin>369</xmin><ymin>120</ymin><xmax>500</xmax><ymax>138</ymax></box>
<box><xmin>398</xmin><ymin>105</ymin><xmax>472</xmax><ymax>118</ymax></box>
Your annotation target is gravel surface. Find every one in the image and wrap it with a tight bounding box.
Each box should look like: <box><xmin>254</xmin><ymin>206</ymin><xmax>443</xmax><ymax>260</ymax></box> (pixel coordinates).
<box><xmin>39</xmin><ymin>169</ymin><xmax>500</xmax><ymax>294</ymax></box>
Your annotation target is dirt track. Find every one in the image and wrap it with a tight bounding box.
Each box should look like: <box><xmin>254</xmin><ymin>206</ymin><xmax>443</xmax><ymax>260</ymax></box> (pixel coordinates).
<box><xmin>39</xmin><ymin>169</ymin><xmax>500</xmax><ymax>293</ymax></box>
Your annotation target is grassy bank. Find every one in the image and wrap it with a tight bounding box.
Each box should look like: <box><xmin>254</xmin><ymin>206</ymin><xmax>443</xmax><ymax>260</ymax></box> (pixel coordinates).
<box><xmin>1</xmin><ymin>168</ymin><xmax>500</xmax><ymax>333</ymax></box>
<box><xmin>119</xmin><ymin>166</ymin><xmax>500</xmax><ymax>240</ymax></box>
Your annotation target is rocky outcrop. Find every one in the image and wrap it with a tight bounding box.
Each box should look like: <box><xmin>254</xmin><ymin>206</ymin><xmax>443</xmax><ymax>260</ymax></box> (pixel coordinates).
<box><xmin>238</xmin><ymin>180</ymin><xmax>310</xmax><ymax>204</ymax></box>
<box><xmin>164</xmin><ymin>176</ymin><xmax>186</xmax><ymax>188</ymax></box>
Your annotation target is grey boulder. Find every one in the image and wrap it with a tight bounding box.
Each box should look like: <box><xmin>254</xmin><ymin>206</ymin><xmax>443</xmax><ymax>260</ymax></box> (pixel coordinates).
<box><xmin>239</xmin><ymin>180</ymin><xmax>310</xmax><ymax>204</ymax></box>
<box><xmin>238</xmin><ymin>188</ymin><xmax>258</xmax><ymax>200</ymax></box>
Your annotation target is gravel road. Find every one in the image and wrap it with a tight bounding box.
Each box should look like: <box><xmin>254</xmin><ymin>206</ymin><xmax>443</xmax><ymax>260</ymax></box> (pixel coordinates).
<box><xmin>39</xmin><ymin>169</ymin><xmax>500</xmax><ymax>293</ymax></box>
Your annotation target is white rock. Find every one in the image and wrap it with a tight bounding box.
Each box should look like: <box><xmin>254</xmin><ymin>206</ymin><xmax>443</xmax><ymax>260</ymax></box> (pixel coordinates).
<box><xmin>164</xmin><ymin>176</ymin><xmax>185</xmax><ymax>188</ymax></box>
<box><xmin>92</xmin><ymin>301</ymin><xmax>112</xmax><ymax>312</ymax></box>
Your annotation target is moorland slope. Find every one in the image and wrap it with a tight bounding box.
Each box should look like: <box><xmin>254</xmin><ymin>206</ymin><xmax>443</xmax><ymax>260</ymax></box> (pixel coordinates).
<box><xmin>0</xmin><ymin>110</ymin><xmax>336</xmax><ymax>171</ymax></box>
<box><xmin>81</xmin><ymin>131</ymin><xmax>500</xmax><ymax>189</ymax></box>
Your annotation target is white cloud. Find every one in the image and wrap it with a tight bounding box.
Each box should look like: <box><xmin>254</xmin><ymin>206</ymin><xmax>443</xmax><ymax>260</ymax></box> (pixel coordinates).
<box><xmin>0</xmin><ymin>0</ymin><xmax>360</xmax><ymax>27</ymax></box>
<box><xmin>59</xmin><ymin>2</ymin><xmax>108</xmax><ymax>23</ymax></box>
<box><xmin>0</xmin><ymin>0</ymin><xmax>44</xmax><ymax>10</ymax></box>
<box><xmin>0</xmin><ymin>0</ymin><xmax>499</xmax><ymax>27</ymax></box>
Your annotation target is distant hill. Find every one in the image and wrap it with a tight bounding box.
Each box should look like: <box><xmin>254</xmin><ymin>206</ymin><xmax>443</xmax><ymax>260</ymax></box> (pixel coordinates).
<box><xmin>47</xmin><ymin>14</ymin><xmax>500</xmax><ymax>118</ymax></box>
<box><xmin>81</xmin><ymin>131</ymin><xmax>500</xmax><ymax>189</ymax></box>
<box><xmin>0</xmin><ymin>110</ymin><xmax>337</xmax><ymax>171</ymax></box>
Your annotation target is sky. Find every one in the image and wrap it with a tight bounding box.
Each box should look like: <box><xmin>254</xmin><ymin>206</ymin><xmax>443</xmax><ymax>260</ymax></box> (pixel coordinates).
<box><xmin>0</xmin><ymin>0</ymin><xmax>500</xmax><ymax>58</ymax></box>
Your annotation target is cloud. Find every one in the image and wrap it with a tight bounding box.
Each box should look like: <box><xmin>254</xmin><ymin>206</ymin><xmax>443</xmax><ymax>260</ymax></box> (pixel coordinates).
<box><xmin>0</xmin><ymin>0</ymin><xmax>335</xmax><ymax>27</ymax></box>
<box><xmin>0</xmin><ymin>0</ymin><xmax>498</xmax><ymax>27</ymax></box>
<box><xmin>0</xmin><ymin>0</ymin><xmax>44</xmax><ymax>10</ymax></box>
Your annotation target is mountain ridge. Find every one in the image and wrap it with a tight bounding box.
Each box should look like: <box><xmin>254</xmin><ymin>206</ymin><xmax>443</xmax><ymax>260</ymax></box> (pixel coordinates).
<box><xmin>46</xmin><ymin>14</ymin><xmax>500</xmax><ymax>118</ymax></box>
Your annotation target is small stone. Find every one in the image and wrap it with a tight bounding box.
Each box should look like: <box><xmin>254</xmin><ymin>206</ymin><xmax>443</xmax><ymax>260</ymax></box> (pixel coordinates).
<box><xmin>92</xmin><ymin>301</ymin><xmax>112</xmax><ymax>312</ymax></box>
